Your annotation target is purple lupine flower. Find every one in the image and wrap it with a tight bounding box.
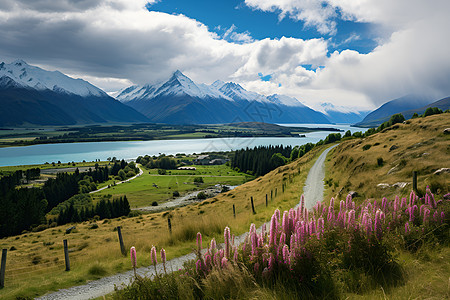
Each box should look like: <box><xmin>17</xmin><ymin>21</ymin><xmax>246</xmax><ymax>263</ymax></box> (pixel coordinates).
<box><xmin>250</xmin><ymin>223</ymin><xmax>256</xmax><ymax>235</ymax></box>
<box><xmin>346</xmin><ymin>193</ymin><xmax>352</xmax><ymax>210</ymax></box>
<box><xmin>196</xmin><ymin>259</ymin><xmax>202</xmax><ymax>274</ymax></box>
<box><xmin>261</xmin><ymin>223</ymin><xmax>266</xmax><ymax>242</ymax></box>
<box><xmin>374</xmin><ymin>209</ymin><xmax>383</xmax><ymax>240</ymax></box>
<box><xmin>210</xmin><ymin>238</ymin><xmax>217</xmax><ymax>253</ymax></box>
<box><xmin>269</xmin><ymin>212</ymin><xmax>278</xmax><ymax>247</ymax></box>
<box><xmin>433</xmin><ymin>211</ymin><xmax>439</xmax><ymax>222</ymax></box>
<box><xmin>405</xmin><ymin>222</ymin><xmax>410</xmax><ymax>234</ymax></box>
<box><xmin>204</xmin><ymin>254</ymin><xmax>211</xmax><ymax>270</ymax></box>
<box><xmin>221</xmin><ymin>257</ymin><xmax>228</xmax><ymax>268</ymax></box>
<box><xmin>151</xmin><ymin>245</ymin><xmax>157</xmax><ymax>266</ymax></box>
<box><xmin>347</xmin><ymin>209</ymin><xmax>355</xmax><ymax>229</ymax></box>
<box><xmin>213</xmin><ymin>251</ymin><xmax>220</xmax><ymax>266</ymax></box>
<box><xmin>279</xmin><ymin>232</ymin><xmax>286</xmax><ymax>246</ymax></box>
<box><xmin>317</xmin><ymin>217</ymin><xmax>324</xmax><ymax>239</ymax></box>
<box><xmin>130</xmin><ymin>246</ymin><xmax>137</xmax><ymax>269</ymax></box>
<box><xmin>423</xmin><ymin>208</ymin><xmax>430</xmax><ymax>225</ymax></box>
<box><xmin>381</xmin><ymin>197</ymin><xmax>387</xmax><ymax>212</ymax></box>
<box><xmin>224</xmin><ymin>226</ymin><xmax>231</xmax><ymax>258</ymax></box>
<box><xmin>268</xmin><ymin>253</ymin><xmax>275</xmax><ymax>271</ymax></box>
<box><xmin>410</xmin><ymin>190</ymin><xmax>416</xmax><ymax>207</ymax></box>
<box><xmin>196</xmin><ymin>232</ymin><xmax>202</xmax><ymax>252</ymax></box>
<box><xmin>401</xmin><ymin>197</ymin><xmax>407</xmax><ymax>209</ymax></box>
<box><xmin>322</xmin><ymin>206</ymin><xmax>327</xmax><ymax>218</ymax></box>
<box><xmin>160</xmin><ymin>248</ymin><xmax>166</xmax><ymax>273</ymax></box>
<box><xmin>251</xmin><ymin>230</ymin><xmax>258</xmax><ymax>257</ymax></box>
<box><xmin>233</xmin><ymin>247</ymin><xmax>238</xmax><ymax>262</ymax></box>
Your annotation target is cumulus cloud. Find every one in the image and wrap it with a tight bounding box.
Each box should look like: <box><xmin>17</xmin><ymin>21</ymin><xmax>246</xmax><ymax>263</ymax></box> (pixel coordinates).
<box><xmin>0</xmin><ymin>0</ymin><xmax>449</xmax><ymax>109</ymax></box>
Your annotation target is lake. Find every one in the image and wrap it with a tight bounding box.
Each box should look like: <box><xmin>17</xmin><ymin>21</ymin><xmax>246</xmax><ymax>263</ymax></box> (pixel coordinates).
<box><xmin>0</xmin><ymin>124</ymin><xmax>367</xmax><ymax>166</ymax></box>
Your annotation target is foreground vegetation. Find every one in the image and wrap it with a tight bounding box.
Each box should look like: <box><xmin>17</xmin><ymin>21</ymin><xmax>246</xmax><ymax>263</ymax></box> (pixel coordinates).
<box><xmin>115</xmin><ymin>189</ymin><xmax>449</xmax><ymax>299</ymax></box>
<box><xmin>0</xmin><ymin>143</ymin><xmax>323</xmax><ymax>299</ymax></box>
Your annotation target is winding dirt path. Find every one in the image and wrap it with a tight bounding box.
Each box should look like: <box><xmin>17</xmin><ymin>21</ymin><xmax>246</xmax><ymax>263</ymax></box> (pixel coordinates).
<box><xmin>36</xmin><ymin>145</ymin><xmax>336</xmax><ymax>300</ymax></box>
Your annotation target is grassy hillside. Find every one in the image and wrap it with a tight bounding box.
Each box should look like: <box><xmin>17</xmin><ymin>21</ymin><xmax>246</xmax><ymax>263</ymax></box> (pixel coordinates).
<box><xmin>0</xmin><ymin>144</ymin><xmax>326</xmax><ymax>299</ymax></box>
<box><xmin>325</xmin><ymin>113</ymin><xmax>449</xmax><ymax>201</ymax></box>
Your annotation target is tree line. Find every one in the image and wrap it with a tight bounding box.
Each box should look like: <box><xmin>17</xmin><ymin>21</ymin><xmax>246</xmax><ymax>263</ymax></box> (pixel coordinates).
<box><xmin>0</xmin><ymin>160</ymin><xmax>135</xmax><ymax>237</ymax></box>
<box><xmin>57</xmin><ymin>196</ymin><xmax>130</xmax><ymax>225</ymax></box>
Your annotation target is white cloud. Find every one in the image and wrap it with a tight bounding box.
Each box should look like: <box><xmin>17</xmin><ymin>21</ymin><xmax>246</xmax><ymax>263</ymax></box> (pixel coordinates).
<box><xmin>0</xmin><ymin>0</ymin><xmax>449</xmax><ymax>109</ymax></box>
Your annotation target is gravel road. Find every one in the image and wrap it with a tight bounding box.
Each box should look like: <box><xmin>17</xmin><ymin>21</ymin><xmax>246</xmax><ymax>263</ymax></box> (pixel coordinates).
<box><xmin>36</xmin><ymin>145</ymin><xmax>336</xmax><ymax>300</ymax></box>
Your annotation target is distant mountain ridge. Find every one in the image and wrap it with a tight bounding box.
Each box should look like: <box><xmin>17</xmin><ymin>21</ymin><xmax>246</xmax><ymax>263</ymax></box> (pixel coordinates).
<box><xmin>319</xmin><ymin>102</ymin><xmax>370</xmax><ymax>124</ymax></box>
<box><xmin>117</xmin><ymin>71</ymin><xmax>332</xmax><ymax>124</ymax></box>
<box><xmin>0</xmin><ymin>60</ymin><xmax>149</xmax><ymax>126</ymax></box>
<box><xmin>354</xmin><ymin>94</ymin><xmax>436</xmax><ymax>127</ymax></box>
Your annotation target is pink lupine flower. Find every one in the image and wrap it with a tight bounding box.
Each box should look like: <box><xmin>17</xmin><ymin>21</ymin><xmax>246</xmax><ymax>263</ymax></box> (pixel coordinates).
<box><xmin>196</xmin><ymin>259</ymin><xmax>202</xmax><ymax>274</ymax></box>
<box><xmin>433</xmin><ymin>211</ymin><xmax>439</xmax><ymax>222</ymax></box>
<box><xmin>151</xmin><ymin>245</ymin><xmax>157</xmax><ymax>266</ymax></box>
<box><xmin>160</xmin><ymin>248</ymin><xmax>166</xmax><ymax>273</ymax></box>
<box><xmin>317</xmin><ymin>217</ymin><xmax>324</xmax><ymax>239</ymax></box>
<box><xmin>347</xmin><ymin>209</ymin><xmax>355</xmax><ymax>229</ymax></box>
<box><xmin>130</xmin><ymin>246</ymin><xmax>137</xmax><ymax>277</ymax></box>
<box><xmin>405</xmin><ymin>222</ymin><xmax>410</xmax><ymax>234</ymax></box>
<box><xmin>210</xmin><ymin>238</ymin><xmax>217</xmax><ymax>253</ymax></box>
<box><xmin>374</xmin><ymin>209</ymin><xmax>383</xmax><ymax>240</ymax></box>
<box><xmin>221</xmin><ymin>257</ymin><xmax>228</xmax><ymax>268</ymax></box>
<box><xmin>251</xmin><ymin>230</ymin><xmax>258</xmax><ymax>257</ymax></box>
<box><xmin>423</xmin><ymin>208</ymin><xmax>430</xmax><ymax>224</ymax></box>
<box><xmin>224</xmin><ymin>226</ymin><xmax>231</xmax><ymax>258</ymax></box>
<box><xmin>233</xmin><ymin>247</ymin><xmax>238</xmax><ymax>262</ymax></box>
<box><xmin>269</xmin><ymin>213</ymin><xmax>278</xmax><ymax>247</ymax></box>
<box><xmin>279</xmin><ymin>232</ymin><xmax>286</xmax><ymax>247</ymax></box>
<box><xmin>268</xmin><ymin>253</ymin><xmax>275</xmax><ymax>271</ymax></box>
<box><xmin>204</xmin><ymin>254</ymin><xmax>211</xmax><ymax>270</ymax></box>
<box><xmin>401</xmin><ymin>197</ymin><xmax>407</xmax><ymax>209</ymax></box>
<box><xmin>213</xmin><ymin>251</ymin><xmax>220</xmax><ymax>266</ymax></box>
<box><xmin>409</xmin><ymin>190</ymin><xmax>416</xmax><ymax>207</ymax></box>
<box><xmin>196</xmin><ymin>232</ymin><xmax>202</xmax><ymax>252</ymax></box>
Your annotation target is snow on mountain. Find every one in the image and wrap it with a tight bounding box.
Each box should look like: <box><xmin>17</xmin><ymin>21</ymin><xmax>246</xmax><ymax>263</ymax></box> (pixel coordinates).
<box><xmin>116</xmin><ymin>70</ymin><xmax>317</xmax><ymax>109</ymax></box>
<box><xmin>267</xmin><ymin>94</ymin><xmax>306</xmax><ymax>107</ymax></box>
<box><xmin>0</xmin><ymin>59</ymin><xmax>107</xmax><ymax>97</ymax></box>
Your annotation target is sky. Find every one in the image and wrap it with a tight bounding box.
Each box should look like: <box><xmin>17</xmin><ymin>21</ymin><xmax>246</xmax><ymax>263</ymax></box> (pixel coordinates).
<box><xmin>0</xmin><ymin>0</ymin><xmax>449</xmax><ymax>110</ymax></box>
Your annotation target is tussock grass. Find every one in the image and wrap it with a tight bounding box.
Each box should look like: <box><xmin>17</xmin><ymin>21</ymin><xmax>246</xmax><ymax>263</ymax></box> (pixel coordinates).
<box><xmin>324</xmin><ymin>114</ymin><xmax>449</xmax><ymax>202</ymax></box>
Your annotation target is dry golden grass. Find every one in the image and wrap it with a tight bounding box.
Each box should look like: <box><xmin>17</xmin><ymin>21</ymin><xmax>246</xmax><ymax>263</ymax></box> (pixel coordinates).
<box><xmin>324</xmin><ymin>113</ymin><xmax>450</xmax><ymax>202</ymax></box>
<box><xmin>0</xmin><ymin>144</ymin><xmax>327</xmax><ymax>299</ymax></box>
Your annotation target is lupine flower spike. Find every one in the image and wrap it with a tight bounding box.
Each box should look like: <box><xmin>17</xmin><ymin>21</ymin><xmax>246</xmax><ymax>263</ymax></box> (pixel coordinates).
<box><xmin>130</xmin><ymin>246</ymin><xmax>137</xmax><ymax>277</ymax></box>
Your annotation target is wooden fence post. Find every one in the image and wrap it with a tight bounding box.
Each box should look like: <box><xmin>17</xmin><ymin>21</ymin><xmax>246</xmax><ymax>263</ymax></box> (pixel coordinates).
<box><xmin>168</xmin><ymin>218</ymin><xmax>172</xmax><ymax>234</ymax></box>
<box><xmin>271</xmin><ymin>190</ymin><xmax>273</xmax><ymax>200</ymax></box>
<box><xmin>0</xmin><ymin>249</ymin><xmax>7</xmax><ymax>288</ymax></box>
<box><xmin>233</xmin><ymin>204</ymin><xmax>236</xmax><ymax>218</ymax></box>
<box><xmin>250</xmin><ymin>197</ymin><xmax>256</xmax><ymax>214</ymax></box>
<box><xmin>265</xmin><ymin>194</ymin><xmax>268</xmax><ymax>207</ymax></box>
<box><xmin>63</xmin><ymin>240</ymin><xmax>70</xmax><ymax>271</ymax></box>
<box><xmin>413</xmin><ymin>171</ymin><xmax>418</xmax><ymax>192</ymax></box>
<box><xmin>117</xmin><ymin>226</ymin><xmax>126</xmax><ymax>256</ymax></box>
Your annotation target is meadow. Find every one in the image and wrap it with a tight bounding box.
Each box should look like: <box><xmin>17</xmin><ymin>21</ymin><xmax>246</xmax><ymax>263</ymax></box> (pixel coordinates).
<box><xmin>94</xmin><ymin>164</ymin><xmax>250</xmax><ymax>208</ymax></box>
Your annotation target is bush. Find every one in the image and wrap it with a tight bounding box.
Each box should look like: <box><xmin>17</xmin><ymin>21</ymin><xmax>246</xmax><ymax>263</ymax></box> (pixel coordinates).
<box><xmin>197</xmin><ymin>192</ymin><xmax>207</xmax><ymax>200</ymax></box>
<box><xmin>377</xmin><ymin>157</ymin><xmax>384</xmax><ymax>166</ymax></box>
<box><xmin>157</xmin><ymin>169</ymin><xmax>167</xmax><ymax>175</ymax></box>
<box><xmin>173</xmin><ymin>191</ymin><xmax>180</xmax><ymax>197</ymax></box>
<box><xmin>194</xmin><ymin>177</ymin><xmax>204</xmax><ymax>184</ymax></box>
<box><xmin>151</xmin><ymin>201</ymin><xmax>158</xmax><ymax>206</ymax></box>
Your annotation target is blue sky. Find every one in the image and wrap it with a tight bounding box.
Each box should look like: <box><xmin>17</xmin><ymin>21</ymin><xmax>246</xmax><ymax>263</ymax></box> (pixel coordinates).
<box><xmin>0</xmin><ymin>0</ymin><xmax>449</xmax><ymax>109</ymax></box>
<box><xmin>147</xmin><ymin>0</ymin><xmax>377</xmax><ymax>54</ymax></box>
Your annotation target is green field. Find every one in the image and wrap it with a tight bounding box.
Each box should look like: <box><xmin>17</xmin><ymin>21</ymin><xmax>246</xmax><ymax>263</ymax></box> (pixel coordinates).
<box><xmin>94</xmin><ymin>164</ymin><xmax>250</xmax><ymax>207</ymax></box>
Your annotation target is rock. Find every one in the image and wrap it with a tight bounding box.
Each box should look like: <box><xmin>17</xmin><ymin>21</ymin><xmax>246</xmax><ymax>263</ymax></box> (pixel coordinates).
<box><xmin>444</xmin><ymin>128</ymin><xmax>450</xmax><ymax>134</ymax></box>
<box><xmin>434</xmin><ymin>168</ymin><xmax>450</xmax><ymax>175</ymax></box>
<box><xmin>393</xmin><ymin>182</ymin><xmax>409</xmax><ymax>189</ymax></box>
<box><xmin>66</xmin><ymin>226</ymin><xmax>76</xmax><ymax>234</ymax></box>
<box><xmin>389</xmin><ymin>145</ymin><xmax>399</xmax><ymax>151</ymax></box>
<box><xmin>377</xmin><ymin>183</ymin><xmax>390</xmax><ymax>189</ymax></box>
<box><xmin>387</xmin><ymin>165</ymin><xmax>399</xmax><ymax>175</ymax></box>
<box><xmin>348</xmin><ymin>191</ymin><xmax>358</xmax><ymax>199</ymax></box>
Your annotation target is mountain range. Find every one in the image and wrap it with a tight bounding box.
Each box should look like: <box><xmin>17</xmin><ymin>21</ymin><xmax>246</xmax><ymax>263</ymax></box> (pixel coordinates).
<box><xmin>117</xmin><ymin>70</ymin><xmax>370</xmax><ymax>124</ymax></box>
<box><xmin>354</xmin><ymin>94</ymin><xmax>445</xmax><ymax>127</ymax></box>
<box><xmin>0</xmin><ymin>60</ymin><xmax>149</xmax><ymax>126</ymax></box>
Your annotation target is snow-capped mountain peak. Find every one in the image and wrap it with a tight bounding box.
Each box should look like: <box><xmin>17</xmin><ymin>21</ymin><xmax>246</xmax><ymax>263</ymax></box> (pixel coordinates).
<box><xmin>0</xmin><ymin>59</ymin><xmax>107</xmax><ymax>97</ymax></box>
<box><xmin>267</xmin><ymin>94</ymin><xmax>306</xmax><ymax>107</ymax></box>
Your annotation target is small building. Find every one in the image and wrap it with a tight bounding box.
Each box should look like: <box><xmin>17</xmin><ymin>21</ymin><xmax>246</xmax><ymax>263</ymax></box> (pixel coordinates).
<box><xmin>194</xmin><ymin>155</ymin><xmax>210</xmax><ymax>165</ymax></box>
<box><xmin>177</xmin><ymin>166</ymin><xmax>197</xmax><ymax>170</ymax></box>
<box><xmin>209</xmin><ymin>159</ymin><xmax>227</xmax><ymax>165</ymax></box>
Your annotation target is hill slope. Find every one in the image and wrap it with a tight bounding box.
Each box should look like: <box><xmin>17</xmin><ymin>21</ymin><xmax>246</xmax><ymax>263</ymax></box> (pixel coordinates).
<box><xmin>326</xmin><ymin>113</ymin><xmax>450</xmax><ymax>201</ymax></box>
